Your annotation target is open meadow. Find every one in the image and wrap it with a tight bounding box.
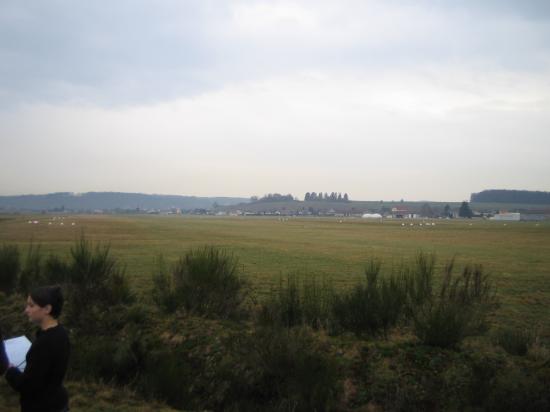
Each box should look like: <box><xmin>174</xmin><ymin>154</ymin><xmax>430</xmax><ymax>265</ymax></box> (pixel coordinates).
<box><xmin>1</xmin><ymin>213</ymin><xmax>549</xmax><ymax>339</ymax></box>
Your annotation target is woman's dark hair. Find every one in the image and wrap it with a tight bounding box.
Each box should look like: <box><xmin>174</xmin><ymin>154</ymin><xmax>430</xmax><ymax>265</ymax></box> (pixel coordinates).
<box><xmin>30</xmin><ymin>285</ymin><xmax>64</xmax><ymax>319</ymax></box>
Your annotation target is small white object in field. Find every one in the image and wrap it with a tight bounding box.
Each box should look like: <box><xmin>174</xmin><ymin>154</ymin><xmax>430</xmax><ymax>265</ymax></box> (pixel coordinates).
<box><xmin>60</xmin><ymin>223</ymin><xmax>64</xmax><ymax>226</ymax></box>
<box><xmin>410</xmin><ymin>223</ymin><xmax>414</xmax><ymax>226</ymax></box>
<box><xmin>48</xmin><ymin>222</ymin><xmax>52</xmax><ymax>225</ymax></box>
<box><xmin>72</xmin><ymin>223</ymin><xmax>75</xmax><ymax>226</ymax></box>
<box><xmin>401</xmin><ymin>223</ymin><xmax>405</xmax><ymax>226</ymax></box>
<box><xmin>33</xmin><ymin>221</ymin><xmax>39</xmax><ymax>224</ymax></box>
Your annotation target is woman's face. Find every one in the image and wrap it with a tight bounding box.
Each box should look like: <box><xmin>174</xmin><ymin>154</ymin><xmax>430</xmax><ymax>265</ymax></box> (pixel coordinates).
<box><xmin>24</xmin><ymin>296</ymin><xmax>51</xmax><ymax>324</ymax></box>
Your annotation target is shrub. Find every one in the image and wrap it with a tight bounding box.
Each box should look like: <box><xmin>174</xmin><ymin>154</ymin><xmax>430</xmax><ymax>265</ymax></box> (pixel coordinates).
<box><xmin>259</xmin><ymin>273</ymin><xmax>335</xmax><ymax>330</ymax></box>
<box><xmin>64</xmin><ymin>235</ymin><xmax>134</xmax><ymax>333</ymax></box>
<box><xmin>412</xmin><ymin>259</ymin><xmax>498</xmax><ymax>348</ymax></box>
<box><xmin>483</xmin><ymin>367</ymin><xmax>550</xmax><ymax>411</ymax></box>
<box><xmin>412</xmin><ymin>301</ymin><xmax>474</xmax><ymax>349</ymax></box>
<box><xmin>0</xmin><ymin>291</ymin><xmax>35</xmax><ymax>338</ymax></box>
<box><xmin>404</xmin><ymin>252</ymin><xmax>435</xmax><ymax>311</ymax></box>
<box><xmin>42</xmin><ymin>253</ymin><xmax>70</xmax><ymax>285</ymax></box>
<box><xmin>224</xmin><ymin>326</ymin><xmax>340</xmax><ymax>411</ymax></box>
<box><xmin>135</xmin><ymin>323</ymin><xmax>339</xmax><ymax>412</ymax></box>
<box><xmin>136</xmin><ymin>317</ymin><xmax>235</xmax><ymax>410</ymax></box>
<box><xmin>492</xmin><ymin>328</ymin><xmax>535</xmax><ymax>356</ymax></box>
<box><xmin>463</xmin><ymin>350</ymin><xmax>504</xmax><ymax>408</ymax></box>
<box><xmin>18</xmin><ymin>242</ymin><xmax>43</xmax><ymax>294</ymax></box>
<box><xmin>152</xmin><ymin>246</ymin><xmax>248</xmax><ymax>319</ymax></box>
<box><xmin>332</xmin><ymin>258</ymin><xmax>408</xmax><ymax>338</ymax></box>
<box><xmin>0</xmin><ymin>244</ymin><xmax>20</xmax><ymax>294</ymax></box>
<box><xmin>68</xmin><ymin>335</ymin><xmax>121</xmax><ymax>381</ymax></box>
<box><xmin>301</xmin><ymin>275</ymin><xmax>336</xmax><ymax>330</ymax></box>
<box><xmin>138</xmin><ymin>345</ymin><xmax>196</xmax><ymax>407</ymax></box>
<box><xmin>151</xmin><ymin>255</ymin><xmax>178</xmax><ymax>313</ymax></box>
<box><xmin>68</xmin><ymin>305</ymin><xmax>156</xmax><ymax>384</ymax></box>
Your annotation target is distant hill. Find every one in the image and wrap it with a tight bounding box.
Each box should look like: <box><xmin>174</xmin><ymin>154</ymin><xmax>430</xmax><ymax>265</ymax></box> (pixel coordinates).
<box><xmin>471</xmin><ymin>190</ymin><xmax>550</xmax><ymax>204</ymax></box>
<box><xmin>0</xmin><ymin>192</ymin><xmax>249</xmax><ymax>212</ymax></box>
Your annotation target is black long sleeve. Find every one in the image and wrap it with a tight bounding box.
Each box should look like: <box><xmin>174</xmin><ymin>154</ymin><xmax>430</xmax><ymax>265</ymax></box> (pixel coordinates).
<box><xmin>0</xmin><ymin>325</ymin><xmax>8</xmax><ymax>375</ymax></box>
<box><xmin>5</xmin><ymin>324</ymin><xmax>70</xmax><ymax>412</ymax></box>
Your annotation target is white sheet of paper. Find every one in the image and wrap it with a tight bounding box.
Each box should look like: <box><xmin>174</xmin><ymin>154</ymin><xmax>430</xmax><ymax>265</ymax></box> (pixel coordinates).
<box><xmin>4</xmin><ymin>336</ymin><xmax>32</xmax><ymax>372</ymax></box>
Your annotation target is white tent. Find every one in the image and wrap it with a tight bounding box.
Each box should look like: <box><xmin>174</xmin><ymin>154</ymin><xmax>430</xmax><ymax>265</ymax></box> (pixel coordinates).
<box><xmin>362</xmin><ymin>213</ymin><xmax>382</xmax><ymax>219</ymax></box>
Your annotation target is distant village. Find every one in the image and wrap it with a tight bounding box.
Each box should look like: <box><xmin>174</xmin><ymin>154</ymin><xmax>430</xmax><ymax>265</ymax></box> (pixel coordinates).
<box><xmin>1</xmin><ymin>190</ymin><xmax>549</xmax><ymax>221</ymax></box>
<box><xmin>205</xmin><ymin>206</ymin><xmax>548</xmax><ymax>221</ymax></box>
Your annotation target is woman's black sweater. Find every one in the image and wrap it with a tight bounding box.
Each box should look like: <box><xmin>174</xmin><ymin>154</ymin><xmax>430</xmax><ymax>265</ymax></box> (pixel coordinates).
<box><xmin>5</xmin><ymin>324</ymin><xmax>71</xmax><ymax>412</ymax></box>
<box><xmin>0</xmin><ymin>325</ymin><xmax>9</xmax><ymax>375</ymax></box>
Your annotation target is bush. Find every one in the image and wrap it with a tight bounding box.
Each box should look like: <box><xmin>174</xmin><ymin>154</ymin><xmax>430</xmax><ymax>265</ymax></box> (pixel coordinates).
<box><xmin>151</xmin><ymin>246</ymin><xmax>248</xmax><ymax>319</ymax></box>
<box><xmin>412</xmin><ymin>301</ymin><xmax>474</xmax><ymax>349</ymax></box>
<box><xmin>138</xmin><ymin>345</ymin><xmax>196</xmax><ymax>407</ymax></box>
<box><xmin>69</xmin><ymin>335</ymin><xmax>121</xmax><ymax>381</ymax></box>
<box><xmin>224</xmin><ymin>326</ymin><xmax>340</xmax><ymax>411</ymax></box>
<box><xmin>42</xmin><ymin>253</ymin><xmax>70</xmax><ymax>285</ymax></box>
<box><xmin>259</xmin><ymin>273</ymin><xmax>335</xmax><ymax>330</ymax></box>
<box><xmin>0</xmin><ymin>244</ymin><xmax>20</xmax><ymax>294</ymax></box>
<box><xmin>134</xmin><ymin>321</ymin><xmax>339</xmax><ymax>412</ymax></box>
<box><xmin>404</xmin><ymin>252</ymin><xmax>435</xmax><ymax>311</ymax></box>
<box><xmin>483</xmin><ymin>367</ymin><xmax>550</xmax><ymax>411</ymax></box>
<box><xmin>332</xmin><ymin>258</ymin><xmax>408</xmax><ymax>338</ymax></box>
<box><xmin>136</xmin><ymin>316</ymin><xmax>237</xmax><ymax>410</ymax></box>
<box><xmin>151</xmin><ymin>255</ymin><xmax>178</xmax><ymax>313</ymax></box>
<box><xmin>412</xmin><ymin>259</ymin><xmax>498</xmax><ymax>348</ymax></box>
<box><xmin>493</xmin><ymin>328</ymin><xmax>535</xmax><ymax>356</ymax></box>
<box><xmin>68</xmin><ymin>305</ymin><xmax>156</xmax><ymax>384</ymax></box>
<box><xmin>18</xmin><ymin>242</ymin><xmax>43</xmax><ymax>294</ymax></box>
<box><xmin>0</xmin><ymin>291</ymin><xmax>35</xmax><ymax>338</ymax></box>
<box><xmin>64</xmin><ymin>235</ymin><xmax>134</xmax><ymax>333</ymax></box>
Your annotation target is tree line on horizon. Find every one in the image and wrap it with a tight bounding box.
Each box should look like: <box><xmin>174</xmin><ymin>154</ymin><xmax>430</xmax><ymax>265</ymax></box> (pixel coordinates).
<box><xmin>471</xmin><ymin>189</ymin><xmax>550</xmax><ymax>204</ymax></box>
<box><xmin>304</xmin><ymin>192</ymin><xmax>349</xmax><ymax>202</ymax></box>
<box><xmin>250</xmin><ymin>192</ymin><xmax>350</xmax><ymax>203</ymax></box>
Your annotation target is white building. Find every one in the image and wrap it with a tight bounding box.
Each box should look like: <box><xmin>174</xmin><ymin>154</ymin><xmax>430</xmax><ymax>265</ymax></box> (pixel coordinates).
<box><xmin>492</xmin><ymin>213</ymin><xmax>521</xmax><ymax>221</ymax></box>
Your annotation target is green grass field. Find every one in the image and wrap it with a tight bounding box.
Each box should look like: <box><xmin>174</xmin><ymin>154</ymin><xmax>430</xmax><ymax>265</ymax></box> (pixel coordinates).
<box><xmin>1</xmin><ymin>214</ymin><xmax>549</xmax><ymax>338</ymax></box>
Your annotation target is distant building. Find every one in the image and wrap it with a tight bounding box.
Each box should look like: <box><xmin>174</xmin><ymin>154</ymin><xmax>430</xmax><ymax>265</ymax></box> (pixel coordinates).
<box><xmin>391</xmin><ymin>208</ymin><xmax>418</xmax><ymax>219</ymax></box>
<box><xmin>520</xmin><ymin>214</ymin><xmax>547</xmax><ymax>221</ymax></box>
<box><xmin>492</xmin><ymin>212</ymin><xmax>520</xmax><ymax>221</ymax></box>
<box><xmin>519</xmin><ymin>210</ymin><xmax>550</xmax><ymax>221</ymax></box>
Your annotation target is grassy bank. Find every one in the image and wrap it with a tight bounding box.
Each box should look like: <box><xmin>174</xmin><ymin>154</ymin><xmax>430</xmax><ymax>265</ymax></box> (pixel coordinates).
<box><xmin>1</xmin><ymin>214</ymin><xmax>549</xmax><ymax>337</ymax></box>
<box><xmin>0</xmin><ymin>224</ymin><xmax>549</xmax><ymax>411</ymax></box>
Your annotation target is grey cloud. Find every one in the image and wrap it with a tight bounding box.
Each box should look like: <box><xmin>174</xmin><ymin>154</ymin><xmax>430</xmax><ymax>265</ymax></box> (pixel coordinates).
<box><xmin>1</xmin><ymin>0</ymin><xmax>549</xmax><ymax>108</ymax></box>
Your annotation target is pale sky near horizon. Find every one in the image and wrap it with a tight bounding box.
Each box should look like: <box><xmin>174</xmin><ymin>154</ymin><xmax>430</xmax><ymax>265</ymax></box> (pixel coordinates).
<box><xmin>1</xmin><ymin>1</ymin><xmax>549</xmax><ymax>201</ymax></box>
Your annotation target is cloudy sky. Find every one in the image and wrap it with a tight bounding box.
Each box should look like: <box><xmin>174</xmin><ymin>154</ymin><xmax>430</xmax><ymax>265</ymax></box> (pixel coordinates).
<box><xmin>1</xmin><ymin>0</ymin><xmax>549</xmax><ymax>201</ymax></box>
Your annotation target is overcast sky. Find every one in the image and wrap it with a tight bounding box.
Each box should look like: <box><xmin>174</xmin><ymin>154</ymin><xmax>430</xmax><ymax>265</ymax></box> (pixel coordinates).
<box><xmin>1</xmin><ymin>0</ymin><xmax>549</xmax><ymax>201</ymax></box>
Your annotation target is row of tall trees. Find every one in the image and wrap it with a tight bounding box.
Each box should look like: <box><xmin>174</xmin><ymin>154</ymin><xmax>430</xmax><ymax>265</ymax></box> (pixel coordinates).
<box><xmin>252</xmin><ymin>193</ymin><xmax>295</xmax><ymax>202</ymax></box>
<box><xmin>304</xmin><ymin>192</ymin><xmax>349</xmax><ymax>202</ymax></box>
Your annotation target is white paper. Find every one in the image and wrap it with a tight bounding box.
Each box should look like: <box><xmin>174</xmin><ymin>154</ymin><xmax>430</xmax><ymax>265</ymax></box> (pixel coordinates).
<box><xmin>3</xmin><ymin>336</ymin><xmax>32</xmax><ymax>372</ymax></box>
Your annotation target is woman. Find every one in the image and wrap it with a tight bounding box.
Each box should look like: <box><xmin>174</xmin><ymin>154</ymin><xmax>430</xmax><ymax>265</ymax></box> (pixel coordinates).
<box><xmin>0</xmin><ymin>324</ymin><xmax>8</xmax><ymax>375</ymax></box>
<box><xmin>3</xmin><ymin>286</ymin><xmax>71</xmax><ymax>412</ymax></box>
